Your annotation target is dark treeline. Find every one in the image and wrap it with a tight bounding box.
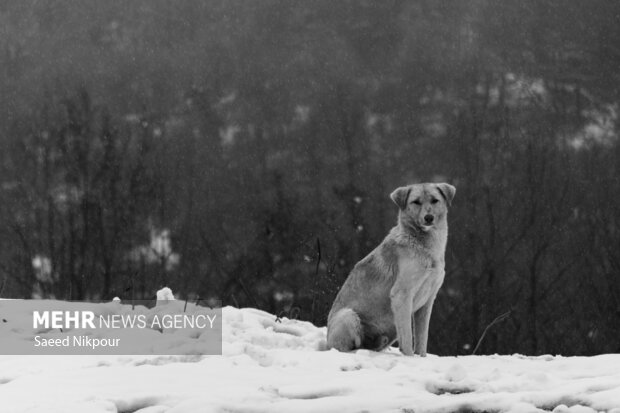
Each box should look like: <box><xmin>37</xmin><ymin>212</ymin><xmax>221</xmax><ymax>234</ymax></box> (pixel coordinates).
<box><xmin>1</xmin><ymin>1</ymin><xmax>619</xmax><ymax>355</ymax></box>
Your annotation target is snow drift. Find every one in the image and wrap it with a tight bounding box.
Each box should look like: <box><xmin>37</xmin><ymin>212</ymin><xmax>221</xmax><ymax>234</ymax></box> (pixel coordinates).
<box><xmin>0</xmin><ymin>301</ymin><xmax>619</xmax><ymax>413</ymax></box>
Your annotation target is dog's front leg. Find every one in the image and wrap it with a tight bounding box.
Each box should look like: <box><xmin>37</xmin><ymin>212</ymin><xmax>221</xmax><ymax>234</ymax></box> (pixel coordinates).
<box><xmin>413</xmin><ymin>297</ymin><xmax>435</xmax><ymax>357</ymax></box>
<box><xmin>390</xmin><ymin>286</ymin><xmax>414</xmax><ymax>356</ymax></box>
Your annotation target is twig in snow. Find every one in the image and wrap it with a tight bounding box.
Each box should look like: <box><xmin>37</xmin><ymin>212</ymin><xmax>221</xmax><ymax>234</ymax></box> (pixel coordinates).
<box><xmin>472</xmin><ymin>310</ymin><xmax>512</xmax><ymax>355</ymax></box>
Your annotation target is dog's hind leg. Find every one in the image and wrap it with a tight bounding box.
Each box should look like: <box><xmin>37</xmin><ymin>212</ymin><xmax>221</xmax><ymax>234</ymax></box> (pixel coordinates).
<box><xmin>326</xmin><ymin>308</ymin><xmax>362</xmax><ymax>352</ymax></box>
<box><xmin>371</xmin><ymin>334</ymin><xmax>391</xmax><ymax>351</ymax></box>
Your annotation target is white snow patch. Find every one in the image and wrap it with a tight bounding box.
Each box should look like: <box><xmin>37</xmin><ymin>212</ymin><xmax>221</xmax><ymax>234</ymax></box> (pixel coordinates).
<box><xmin>156</xmin><ymin>287</ymin><xmax>175</xmax><ymax>302</ymax></box>
<box><xmin>129</xmin><ymin>229</ymin><xmax>180</xmax><ymax>271</ymax></box>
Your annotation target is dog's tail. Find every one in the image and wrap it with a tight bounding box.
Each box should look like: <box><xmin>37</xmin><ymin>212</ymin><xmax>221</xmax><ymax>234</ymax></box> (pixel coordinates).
<box><xmin>326</xmin><ymin>308</ymin><xmax>362</xmax><ymax>352</ymax></box>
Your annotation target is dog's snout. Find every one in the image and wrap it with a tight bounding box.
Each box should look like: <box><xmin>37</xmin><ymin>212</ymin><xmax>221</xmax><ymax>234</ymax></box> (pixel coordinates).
<box><xmin>424</xmin><ymin>214</ymin><xmax>434</xmax><ymax>224</ymax></box>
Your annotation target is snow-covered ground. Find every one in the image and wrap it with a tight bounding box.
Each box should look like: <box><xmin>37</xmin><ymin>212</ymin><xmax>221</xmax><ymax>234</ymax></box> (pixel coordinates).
<box><xmin>1</xmin><ymin>302</ymin><xmax>619</xmax><ymax>413</ymax></box>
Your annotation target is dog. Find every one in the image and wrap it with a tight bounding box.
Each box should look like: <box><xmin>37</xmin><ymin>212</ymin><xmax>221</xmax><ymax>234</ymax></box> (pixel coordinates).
<box><xmin>326</xmin><ymin>182</ymin><xmax>455</xmax><ymax>356</ymax></box>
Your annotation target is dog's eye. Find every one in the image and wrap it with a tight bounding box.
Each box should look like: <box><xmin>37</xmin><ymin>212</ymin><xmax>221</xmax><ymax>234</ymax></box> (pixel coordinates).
<box><xmin>412</xmin><ymin>200</ymin><xmax>421</xmax><ymax>205</ymax></box>
<box><xmin>431</xmin><ymin>198</ymin><xmax>439</xmax><ymax>204</ymax></box>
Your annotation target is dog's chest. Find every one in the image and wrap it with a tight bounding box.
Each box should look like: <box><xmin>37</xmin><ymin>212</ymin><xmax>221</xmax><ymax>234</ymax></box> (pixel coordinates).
<box><xmin>399</xmin><ymin>258</ymin><xmax>445</xmax><ymax>311</ymax></box>
<box><xmin>413</xmin><ymin>269</ymin><xmax>444</xmax><ymax>311</ymax></box>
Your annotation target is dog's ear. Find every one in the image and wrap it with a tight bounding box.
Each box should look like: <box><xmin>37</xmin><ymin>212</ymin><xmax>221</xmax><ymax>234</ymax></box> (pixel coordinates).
<box><xmin>436</xmin><ymin>183</ymin><xmax>456</xmax><ymax>207</ymax></box>
<box><xmin>390</xmin><ymin>186</ymin><xmax>411</xmax><ymax>210</ymax></box>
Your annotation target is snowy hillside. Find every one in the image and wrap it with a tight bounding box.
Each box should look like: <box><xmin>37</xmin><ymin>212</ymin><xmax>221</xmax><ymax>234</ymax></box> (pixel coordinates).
<box><xmin>0</xmin><ymin>303</ymin><xmax>619</xmax><ymax>413</ymax></box>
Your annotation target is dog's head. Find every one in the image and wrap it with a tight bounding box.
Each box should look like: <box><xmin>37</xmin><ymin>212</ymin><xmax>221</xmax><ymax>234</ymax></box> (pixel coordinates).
<box><xmin>390</xmin><ymin>183</ymin><xmax>455</xmax><ymax>232</ymax></box>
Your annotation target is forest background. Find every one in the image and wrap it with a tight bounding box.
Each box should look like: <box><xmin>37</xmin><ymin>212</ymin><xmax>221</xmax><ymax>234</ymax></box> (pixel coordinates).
<box><xmin>1</xmin><ymin>1</ymin><xmax>619</xmax><ymax>356</ymax></box>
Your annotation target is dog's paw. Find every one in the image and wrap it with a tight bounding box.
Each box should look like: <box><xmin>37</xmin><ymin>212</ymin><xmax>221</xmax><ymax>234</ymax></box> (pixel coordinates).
<box><xmin>399</xmin><ymin>347</ymin><xmax>414</xmax><ymax>356</ymax></box>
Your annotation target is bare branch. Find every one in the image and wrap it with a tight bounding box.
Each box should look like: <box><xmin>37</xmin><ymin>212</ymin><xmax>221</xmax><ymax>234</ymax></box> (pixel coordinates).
<box><xmin>472</xmin><ymin>310</ymin><xmax>512</xmax><ymax>355</ymax></box>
